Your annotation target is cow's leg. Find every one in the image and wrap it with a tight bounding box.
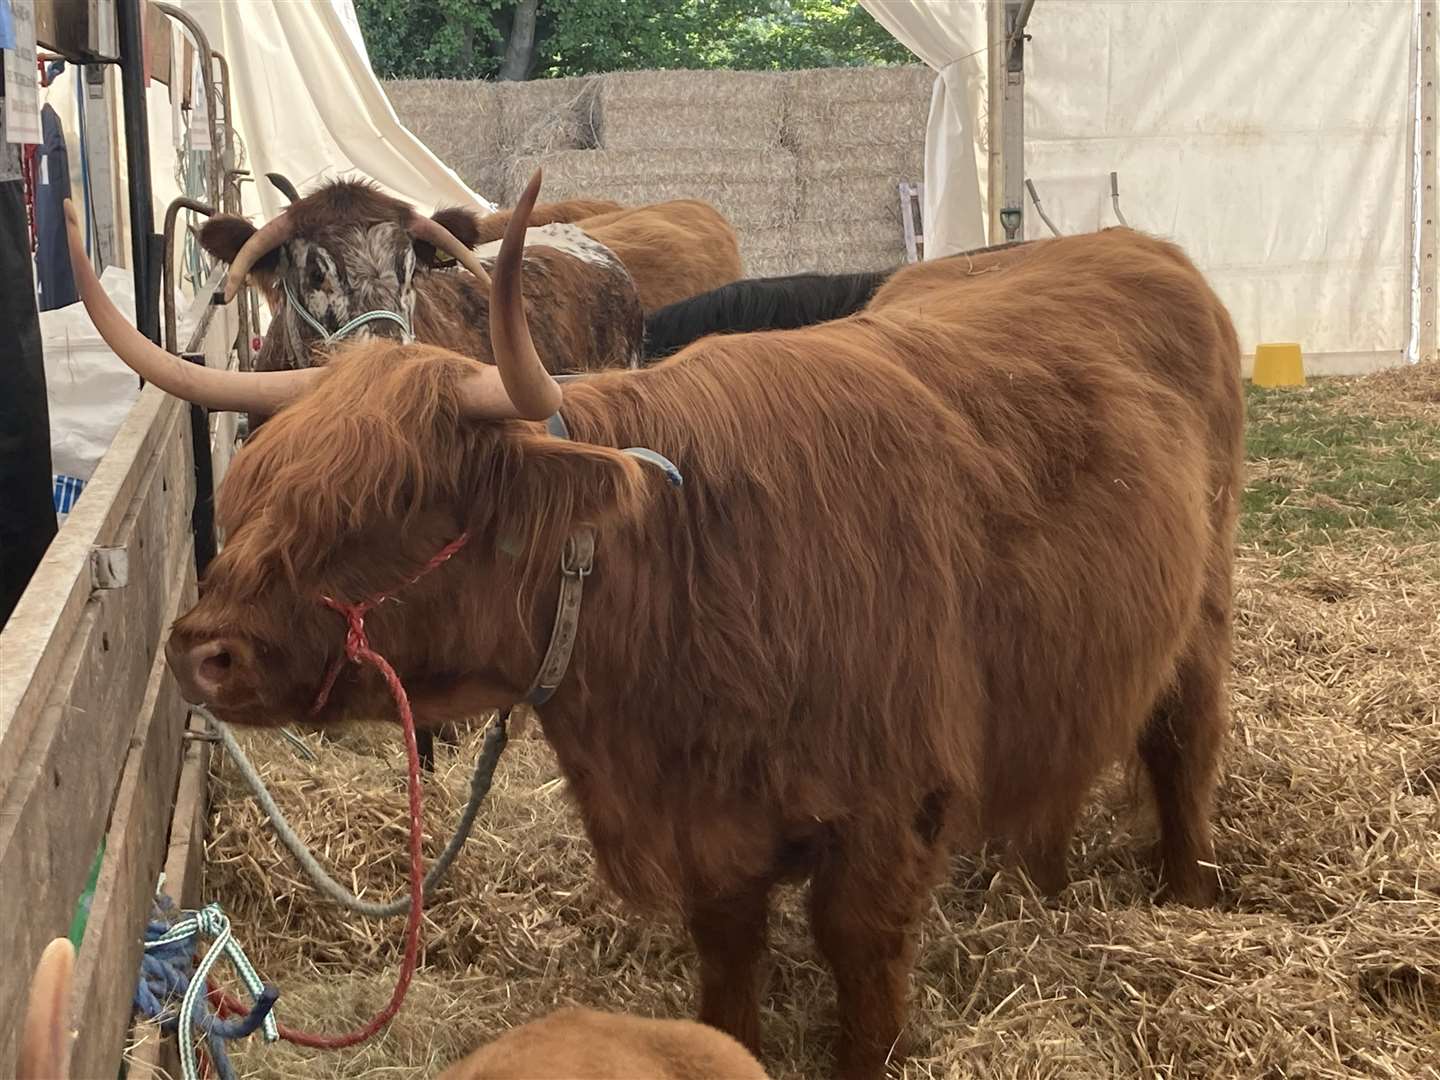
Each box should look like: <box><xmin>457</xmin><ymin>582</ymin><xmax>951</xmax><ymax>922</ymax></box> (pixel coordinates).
<box><xmin>687</xmin><ymin>879</ymin><xmax>774</xmax><ymax>1057</ymax></box>
<box><xmin>416</xmin><ymin>729</ymin><xmax>437</xmax><ymax>773</ymax></box>
<box><xmin>1138</xmin><ymin>645</ymin><xmax>1226</xmax><ymax>906</ymax></box>
<box><xmin>808</xmin><ymin>817</ymin><xmax>943</xmax><ymax>1080</ymax></box>
<box><xmin>1009</xmin><ymin>811</ymin><xmax>1078</xmax><ymax>897</ymax></box>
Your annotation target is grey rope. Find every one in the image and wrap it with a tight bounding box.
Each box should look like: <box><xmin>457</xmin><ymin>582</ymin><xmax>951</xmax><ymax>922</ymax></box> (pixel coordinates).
<box><xmin>196</xmin><ymin>705</ymin><xmax>509</xmax><ymax>918</ymax></box>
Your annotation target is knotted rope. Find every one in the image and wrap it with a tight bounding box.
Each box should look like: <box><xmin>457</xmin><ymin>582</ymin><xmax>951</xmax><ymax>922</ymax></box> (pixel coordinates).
<box><xmin>136</xmin><ymin>901</ymin><xmax>278</xmax><ymax>1080</ymax></box>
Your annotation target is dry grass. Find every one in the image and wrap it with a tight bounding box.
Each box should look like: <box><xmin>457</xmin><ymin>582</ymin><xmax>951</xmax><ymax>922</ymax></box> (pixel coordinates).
<box><xmin>170</xmin><ymin>364</ymin><xmax>1440</xmax><ymax>1078</ymax></box>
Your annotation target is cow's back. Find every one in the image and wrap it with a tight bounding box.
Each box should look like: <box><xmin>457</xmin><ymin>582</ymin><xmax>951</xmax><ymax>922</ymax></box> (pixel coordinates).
<box><xmin>438</xmin><ymin>1008</ymin><xmax>768</xmax><ymax>1080</ymax></box>
<box><xmin>553</xmin><ymin>226</ymin><xmax>1240</xmax><ymax>899</ymax></box>
<box><xmin>862</xmin><ymin>228</ymin><xmax>1243</xmax><ymax>842</ymax></box>
<box><xmin>411</xmin><ymin>245</ymin><xmax>643</xmax><ymax>374</ymax></box>
<box><xmin>581</xmin><ymin>200</ymin><xmax>742</xmax><ymax>312</ymax></box>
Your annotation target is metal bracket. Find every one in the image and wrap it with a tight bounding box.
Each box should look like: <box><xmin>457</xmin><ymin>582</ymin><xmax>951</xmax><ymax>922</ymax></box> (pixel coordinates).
<box><xmin>91</xmin><ymin>547</ymin><xmax>130</xmax><ymax>589</ymax></box>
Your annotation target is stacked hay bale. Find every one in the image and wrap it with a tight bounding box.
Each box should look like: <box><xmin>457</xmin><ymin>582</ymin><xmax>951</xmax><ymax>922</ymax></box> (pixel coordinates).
<box><xmin>384</xmin><ymin>66</ymin><xmax>932</xmax><ymax>277</ymax></box>
<box><xmin>506</xmin><ymin>71</ymin><xmax>796</xmax><ymax>276</ymax></box>
<box><xmin>384</xmin><ymin>80</ymin><xmax>505</xmax><ymax>198</ymax></box>
<box><xmin>786</xmin><ymin>66</ymin><xmax>932</xmax><ymax>273</ymax></box>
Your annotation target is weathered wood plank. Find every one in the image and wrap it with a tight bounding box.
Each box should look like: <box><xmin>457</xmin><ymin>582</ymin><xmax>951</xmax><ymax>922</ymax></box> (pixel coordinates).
<box><xmin>0</xmin><ymin>388</ymin><xmax>178</xmax><ymax>779</ymax></box>
<box><xmin>0</xmin><ymin>393</ymin><xmax>196</xmax><ymax>1077</ymax></box>
<box><xmin>126</xmin><ymin>704</ymin><xmax>215</xmax><ymax>1079</ymax></box>
<box><xmin>163</xmin><ymin>708</ymin><xmax>213</xmax><ymax>911</ymax></box>
<box><xmin>68</xmin><ymin>557</ymin><xmax>195</xmax><ymax>1080</ymax></box>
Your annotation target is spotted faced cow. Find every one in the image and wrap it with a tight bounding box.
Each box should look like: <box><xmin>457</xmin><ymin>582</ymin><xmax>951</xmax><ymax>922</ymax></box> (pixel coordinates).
<box><xmin>199</xmin><ymin>180</ymin><xmax>644</xmax><ymax>380</ymax></box>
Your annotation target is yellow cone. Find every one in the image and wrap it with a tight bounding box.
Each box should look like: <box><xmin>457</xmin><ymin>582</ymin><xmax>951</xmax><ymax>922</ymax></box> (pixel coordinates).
<box><xmin>1253</xmin><ymin>342</ymin><xmax>1305</xmax><ymax>387</ymax></box>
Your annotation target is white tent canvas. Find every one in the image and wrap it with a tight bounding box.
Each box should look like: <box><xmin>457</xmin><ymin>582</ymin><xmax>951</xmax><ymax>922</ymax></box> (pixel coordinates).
<box><xmin>864</xmin><ymin>0</ymin><xmax>1431</xmax><ymax>372</ymax></box>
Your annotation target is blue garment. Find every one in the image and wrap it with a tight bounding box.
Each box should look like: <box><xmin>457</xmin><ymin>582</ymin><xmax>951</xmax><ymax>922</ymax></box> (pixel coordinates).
<box><xmin>0</xmin><ymin>0</ymin><xmax>17</xmax><ymax>50</ymax></box>
<box><xmin>35</xmin><ymin>103</ymin><xmax>78</xmax><ymax>311</ymax></box>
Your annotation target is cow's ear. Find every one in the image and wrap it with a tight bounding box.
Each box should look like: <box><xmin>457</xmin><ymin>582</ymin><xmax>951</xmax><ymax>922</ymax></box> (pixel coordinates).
<box><xmin>417</xmin><ymin>207</ymin><xmax>483</xmax><ymax>267</ymax></box>
<box><xmin>199</xmin><ymin>215</ymin><xmax>283</xmax><ymax>278</ymax></box>
<box><xmin>509</xmin><ymin>434</ymin><xmax>649</xmax><ymax>536</ymax></box>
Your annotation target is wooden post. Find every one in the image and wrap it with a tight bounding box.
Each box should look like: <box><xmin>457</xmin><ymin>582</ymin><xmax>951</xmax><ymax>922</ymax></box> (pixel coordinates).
<box><xmin>1420</xmin><ymin>0</ymin><xmax>1437</xmax><ymax>361</ymax></box>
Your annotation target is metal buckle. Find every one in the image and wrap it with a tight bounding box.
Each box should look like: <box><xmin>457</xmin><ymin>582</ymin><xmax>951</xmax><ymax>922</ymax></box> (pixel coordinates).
<box><xmin>561</xmin><ymin>530</ymin><xmax>595</xmax><ymax>579</ymax></box>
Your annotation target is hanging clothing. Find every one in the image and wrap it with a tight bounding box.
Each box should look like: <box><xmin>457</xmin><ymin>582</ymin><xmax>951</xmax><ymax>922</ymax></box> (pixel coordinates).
<box><xmin>34</xmin><ymin>102</ymin><xmax>77</xmax><ymax>311</ymax></box>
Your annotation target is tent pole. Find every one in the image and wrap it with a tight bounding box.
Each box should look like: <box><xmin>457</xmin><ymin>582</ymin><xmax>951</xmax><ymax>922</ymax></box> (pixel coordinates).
<box><xmin>998</xmin><ymin>0</ymin><xmax>1029</xmax><ymax>242</ymax></box>
<box><xmin>1420</xmin><ymin>0</ymin><xmax>1437</xmax><ymax>361</ymax></box>
<box><xmin>986</xmin><ymin>0</ymin><xmax>1005</xmax><ymax>244</ymax></box>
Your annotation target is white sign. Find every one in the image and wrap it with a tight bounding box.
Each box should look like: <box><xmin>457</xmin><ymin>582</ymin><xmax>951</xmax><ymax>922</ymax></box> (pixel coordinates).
<box><xmin>3</xmin><ymin>0</ymin><xmax>40</xmax><ymax>145</ymax></box>
<box><xmin>170</xmin><ymin>26</ymin><xmax>183</xmax><ymax>149</ymax></box>
<box><xmin>188</xmin><ymin>46</ymin><xmax>211</xmax><ymax>152</ymax></box>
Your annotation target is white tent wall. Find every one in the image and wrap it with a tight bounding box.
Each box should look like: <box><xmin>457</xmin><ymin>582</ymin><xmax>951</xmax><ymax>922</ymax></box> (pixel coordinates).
<box><xmin>158</xmin><ymin>0</ymin><xmax>490</xmax><ymax>224</ymax></box>
<box><xmin>868</xmin><ymin>0</ymin><xmax>1426</xmax><ymax>374</ymax></box>
<box><xmin>1023</xmin><ymin>1</ymin><xmax>1417</xmax><ymax>375</ymax></box>
<box><xmin>858</xmin><ymin>1</ymin><xmax>989</xmax><ymax>256</ymax></box>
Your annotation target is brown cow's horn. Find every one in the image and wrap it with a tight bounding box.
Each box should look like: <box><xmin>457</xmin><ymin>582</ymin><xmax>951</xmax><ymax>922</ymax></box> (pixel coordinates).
<box><xmin>409</xmin><ymin>213</ymin><xmax>492</xmax><ymax>290</ymax></box>
<box><xmin>64</xmin><ymin>199</ymin><xmax>319</xmax><ymax>413</ymax></box>
<box><xmin>221</xmin><ymin>211</ymin><xmax>295</xmax><ymax>303</ymax></box>
<box><xmin>483</xmin><ymin>169</ymin><xmax>562</xmax><ymax>421</ymax></box>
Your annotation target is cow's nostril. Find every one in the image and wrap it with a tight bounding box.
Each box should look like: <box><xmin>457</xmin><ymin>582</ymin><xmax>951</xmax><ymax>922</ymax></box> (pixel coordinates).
<box><xmin>169</xmin><ymin>637</ymin><xmax>249</xmax><ymax>705</ymax></box>
<box><xmin>198</xmin><ymin>650</ymin><xmax>233</xmax><ymax>684</ymax></box>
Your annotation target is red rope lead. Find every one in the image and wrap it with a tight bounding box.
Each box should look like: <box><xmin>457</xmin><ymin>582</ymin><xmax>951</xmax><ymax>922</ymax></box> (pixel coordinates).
<box><xmin>214</xmin><ymin>532</ymin><xmax>471</xmax><ymax>1050</ymax></box>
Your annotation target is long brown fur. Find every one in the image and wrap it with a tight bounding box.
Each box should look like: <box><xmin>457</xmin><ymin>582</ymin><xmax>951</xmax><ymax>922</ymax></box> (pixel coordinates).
<box><xmin>166</xmin><ymin>227</ymin><xmax>1242</xmax><ymax>1080</ymax></box>
<box><xmin>473</xmin><ymin>199</ymin><xmax>626</xmax><ymax>244</ymax></box>
<box><xmin>438</xmin><ymin>1008</ymin><xmax>768</xmax><ymax>1080</ymax></box>
<box><xmin>576</xmin><ymin>200</ymin><xmax>743</xmax><ymax>312</ymax></box>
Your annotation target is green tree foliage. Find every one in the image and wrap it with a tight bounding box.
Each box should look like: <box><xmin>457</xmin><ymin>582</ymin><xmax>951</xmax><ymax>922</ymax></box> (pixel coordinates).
<box><xmin>355</xmin><ymin>0</ymin><xmax>914</xmax><ymax>81</ymax></box>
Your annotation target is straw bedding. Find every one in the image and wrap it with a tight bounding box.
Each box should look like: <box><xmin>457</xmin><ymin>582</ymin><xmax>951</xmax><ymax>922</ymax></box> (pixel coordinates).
<box><xmin>146</xmin><ymin>364</ymin><xmax>1440</xmax><ymax>1078</ymax></box>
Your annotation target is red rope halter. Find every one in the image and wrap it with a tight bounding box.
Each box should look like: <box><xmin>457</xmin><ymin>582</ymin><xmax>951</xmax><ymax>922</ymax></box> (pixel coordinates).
<box><xmin>214</xmin><ymin>531</ymin><xmax>470</xmax><ymax>1050</ymax></box>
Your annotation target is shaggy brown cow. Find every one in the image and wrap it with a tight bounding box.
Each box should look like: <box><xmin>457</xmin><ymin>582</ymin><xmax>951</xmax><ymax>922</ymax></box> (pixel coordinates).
<box><xmin>473</xmin><ymin>198</ymin><xmax>625</xmax><ymax>243</ymax></box>
<box><xmin>438</xmin><ymin>1008</ymin><xmax>768</xmax><ymax>1080</ymax></box>
<box><xmin>568</xmin><ymin>200</ymin><xmax>743</xmax><ymax>312</ymax></box>
<box><xmin>200</xmin><ymin>180</ymin><xmax>643</xmax><ymax>378</ymax></box>
<box><xmin>66</xmin><ymin>172</ymin><xmax>1241</xmax><ymax>1080</ymax></box>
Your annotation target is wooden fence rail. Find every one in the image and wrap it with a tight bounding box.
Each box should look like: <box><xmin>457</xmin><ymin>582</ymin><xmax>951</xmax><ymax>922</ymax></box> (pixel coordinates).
<box><xmin>0</xmin><ymin>279</ymin><xmax>237</xmax><ymax>1077</ymax></box>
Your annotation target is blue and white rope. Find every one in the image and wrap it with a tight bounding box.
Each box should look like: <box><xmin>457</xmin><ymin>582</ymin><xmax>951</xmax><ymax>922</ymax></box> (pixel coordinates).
<box><xmin>281</xmin><ymin>279</ymin><xmax>410</xmax><ymax>343</ymax></box>
<box><xmin>143</xmin><ymin>903</ymin><xmax>278</xmax><ymax>1080</ymax></box>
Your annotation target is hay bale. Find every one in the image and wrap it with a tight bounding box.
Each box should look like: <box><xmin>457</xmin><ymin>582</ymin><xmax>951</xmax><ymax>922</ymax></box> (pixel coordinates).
<box><xmin>789</xmin><ymin>221</ymin><xmax>907</xmax><ymax>275</ymax></box>
<box><xmin>598</xmin><ymin>69</ymin><xmax>789</xmax><ymax>153</ymax></box>
<box><xmin>785</xmin><ymin>64</ymin><xmax>932</xmax><ymax>152</ymax></box>
<box><xmin>385</xmin><ymin>79</ymin><xmax>504</xmax><ymax>196</ymax></box>
<box><xmin>493</xmin><ymin>76</ymin><xmax>600</xmax><ymax>155</ymax></box>
<box><xmin>506</xmin><ymin>149</ymin><xmax>797</xmax><ymax>231</ymax></box>
<box><xmin>795</xmin><ymin>145</ymin><xmax>920</xmax><ymax>231</ymax></box>
<box><xmin>736</xmin><ymin>227</ymin><xmax>802</xmax><ymax>277</ymax></box>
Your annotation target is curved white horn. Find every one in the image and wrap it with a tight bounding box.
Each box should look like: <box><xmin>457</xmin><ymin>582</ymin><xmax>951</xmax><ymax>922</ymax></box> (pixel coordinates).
<box><xmin>409</xmin><ymin>213</ymin><xmax>492</xmax><ymax>290</ymax></box>
<box><xmin>65</xmin><ymin>199</ymin><xmax>318</xmax><ymax>413</ymax></box>
<box><xmin>221</xmin><ymin>211</ymin><xmax>295</xmax><ymax>303</ymax></box>
<box><xmin>485</xmin><ymin>169</ymin><xmax>562</xmax><ymax>420</ymax></box>
<box><xmin>18</xmin><ymin>938</ymin><xmax>74</xmax><ymax>1080</ymax></box>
